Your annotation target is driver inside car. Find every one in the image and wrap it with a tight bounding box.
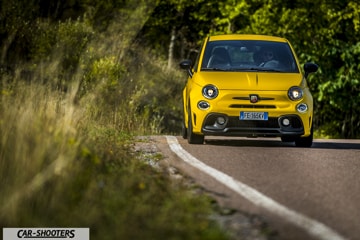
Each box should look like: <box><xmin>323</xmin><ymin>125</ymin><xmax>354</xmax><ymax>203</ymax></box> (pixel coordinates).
<box><xmin>258</xmin><ymin>49</ymin><xmax>279</xmax><ymax>68</ymax></box>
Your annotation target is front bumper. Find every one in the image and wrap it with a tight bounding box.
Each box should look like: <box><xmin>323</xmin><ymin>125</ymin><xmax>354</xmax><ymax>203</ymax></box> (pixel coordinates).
<box><xmin>202</xmin><ymin>113</ymin><xmax>304</xmax><ymax>137</ymax></box>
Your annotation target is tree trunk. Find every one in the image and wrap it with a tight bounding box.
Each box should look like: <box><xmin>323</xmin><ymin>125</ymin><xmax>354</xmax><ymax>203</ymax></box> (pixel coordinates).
<box><xmin>167</xmin><ymin>27</ymin><xmax>176</xmax><ymax>69</ymax></box>
<box><xmin>1</xmin><ymin>31</ymin><xmax>17</xmax><ymax>65</ymax></box>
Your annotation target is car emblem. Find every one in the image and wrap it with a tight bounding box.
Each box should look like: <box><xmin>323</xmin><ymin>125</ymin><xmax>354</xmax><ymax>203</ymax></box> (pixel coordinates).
<box><xmin>250</xmin><ymin>94</ymin><xmax>259</xmax><ymax>103</ymax></box>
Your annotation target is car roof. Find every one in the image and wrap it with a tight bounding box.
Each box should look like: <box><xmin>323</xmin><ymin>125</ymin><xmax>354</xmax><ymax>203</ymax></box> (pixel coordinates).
<box><xmin>208</xmin><ymin>34</ymin><xmax>288</xmax><ymax>43</ymax></box>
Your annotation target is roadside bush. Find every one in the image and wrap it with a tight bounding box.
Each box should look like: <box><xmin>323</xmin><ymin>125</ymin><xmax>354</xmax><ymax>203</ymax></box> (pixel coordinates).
<box><xmin>0</xmin><ymin>14</ymin><xmax>228</xmax><ymax>240</ymax></box>
<box><xmin>0</xmin><ymin>74</ymin><xmax>228</xmax><ymax>239</ymax></box>
<box><xmin>27</xmin><ymin>18</ymin><xmax>94</xmax><ymax>90</ymax></box>
<box><xmin>127</xmin><ymin>49</ymin><xmax>184</xmax><ymax>134</ymax></box>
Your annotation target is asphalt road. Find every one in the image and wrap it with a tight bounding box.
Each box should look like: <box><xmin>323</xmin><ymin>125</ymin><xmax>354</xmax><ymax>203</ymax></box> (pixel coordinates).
<box><xmin>153</xmin><ymin>136</ymin><xmax>360</xmax><ymax>240</ymax></box>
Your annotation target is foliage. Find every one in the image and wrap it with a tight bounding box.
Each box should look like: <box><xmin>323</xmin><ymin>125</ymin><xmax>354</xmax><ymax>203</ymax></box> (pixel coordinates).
<box><xmin>0</xmin><ymin>80</ymin><xmax>227</xmax><ymax>239</ymax></box>
<box><xmin>0</xmin><ymin>1</ymin><xmax>229</xmax><ymax>239</ymax></box>
<box><xmin>4</xmin><ymin>0</ymin><xmax>358</xmax><ymax>137</ymax></box>
<box><xmin>141</xmin><ymin>0</ymin><xmax>360</xmax><ymax>138</ymax></box>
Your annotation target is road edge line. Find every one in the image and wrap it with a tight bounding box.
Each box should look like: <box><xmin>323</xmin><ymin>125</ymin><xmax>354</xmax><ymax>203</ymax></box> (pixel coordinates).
<box><xmin>166</xmin><ymin>136</ymin><xmax>346</xmax><ymax>240</ymax></box>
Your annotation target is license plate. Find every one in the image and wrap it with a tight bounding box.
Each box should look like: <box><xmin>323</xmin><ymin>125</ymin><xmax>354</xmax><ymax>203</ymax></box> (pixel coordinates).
<box><xmin>240</xmin><ymin>112</ymin><xmax>268</xmax><ymax>120</ymax></box>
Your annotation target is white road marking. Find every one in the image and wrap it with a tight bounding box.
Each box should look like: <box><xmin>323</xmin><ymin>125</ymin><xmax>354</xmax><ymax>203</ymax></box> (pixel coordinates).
<box><xmin>166</xmin><ymin>136</ymin><xmax>347</xmax><ymax>240</ymax></box>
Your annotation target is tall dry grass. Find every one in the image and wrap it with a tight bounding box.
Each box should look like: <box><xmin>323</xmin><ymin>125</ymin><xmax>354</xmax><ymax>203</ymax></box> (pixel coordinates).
<box><xmin>0</xmin><ymin>6</ymin><xmax>228</xmax><ymax>238</ymax></box>
<box><xmin>0</xmin><ymin>71</ymin><xmax>228</xmax><ymax>240</ymax></box>
<box><xmin>0</xmin><ymin>70</ymin><xmax>83</xmax><ymax>221</ymax></box>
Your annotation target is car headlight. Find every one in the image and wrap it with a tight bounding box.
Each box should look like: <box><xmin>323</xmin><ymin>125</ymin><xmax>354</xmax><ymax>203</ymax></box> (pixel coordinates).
<box><xmin>202</xmin><ymin>85</ymin><xmax>218</xmax><ymax>99</ymax></box>
<box><xmin>288</xmin><ymin>86</ymin><xmax>303</xmax><ymax>101</ymax></box>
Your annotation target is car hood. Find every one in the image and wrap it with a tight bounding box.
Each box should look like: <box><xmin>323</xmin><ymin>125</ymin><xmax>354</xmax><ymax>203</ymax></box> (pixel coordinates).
<box><xmin>194</xmin><ymin>71</ymin><xmax>304</xmax><ymax>90</ymax></box>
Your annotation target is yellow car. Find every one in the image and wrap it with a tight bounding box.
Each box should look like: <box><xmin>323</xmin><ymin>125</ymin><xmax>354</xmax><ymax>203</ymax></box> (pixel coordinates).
<box><xmin>180</xmin><ymin>34</ymin><xmax>318</xmax><ymax>147</ymax></box>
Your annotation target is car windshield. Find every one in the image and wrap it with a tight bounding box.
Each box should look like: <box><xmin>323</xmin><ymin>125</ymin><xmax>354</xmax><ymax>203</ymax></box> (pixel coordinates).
<box><xmin>201</xmin><ymin>40</ymin><xmax>299</xmax><ymax>73</ymax></box>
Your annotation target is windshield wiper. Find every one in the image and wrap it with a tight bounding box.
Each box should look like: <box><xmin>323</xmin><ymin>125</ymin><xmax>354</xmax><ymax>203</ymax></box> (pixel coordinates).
<box><xmin>258</xmin><ymin>68</ymin><xmax>284</xmax><ymax>72</ymax></box>
<box><xmin>228</xmin><ymin>67</ymin><xmax>284</xmax><ymax>72</ymax></box>
<box><xmin>201</xmin><ymin>67</ymin><xmax>229</xmax><ymax>71</ymax></box>
<box><xmin>228</xmin><ymin>67</ymin><xmax>261</xmax><ymax>71</ymax></box>
<box><xmin>202</xmin><ymin>67</ymin><xmax>284</xmax><ymax>72</ymax></box>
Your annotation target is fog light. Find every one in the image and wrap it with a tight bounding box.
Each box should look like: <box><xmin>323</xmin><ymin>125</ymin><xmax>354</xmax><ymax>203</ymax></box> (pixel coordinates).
<box><xmin>198</xmin><ymin>101</ymin><xmax>210</xmax><ymax>110</ymax></box>
<box><xmin>282</xmin><ymin>118</ymin><xmax>290</xmax><ymax>126</ymax></box>
<box><xmin>216</xmin><ymin>116</ymin><xmax>226</xmax><ymax>125</ymax></box>
<box><xmin>297</xmin><ymin>103</ymin><xmax>308</xmax><ymax>113</ymax></box>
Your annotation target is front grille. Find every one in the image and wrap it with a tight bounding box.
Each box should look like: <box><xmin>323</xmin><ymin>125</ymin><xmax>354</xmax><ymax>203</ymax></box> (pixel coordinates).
<box><xmin>229</xmin><ymin>104</ymin><xmax>276</xmax><ymax>109</ymax></box>
<box><xmin>202</xmin><ymin>114</ymin><xmax>304</xmax><ymax>136</ymax></box>
<box><xmin>227</xmin><ymin>117</ymin><xmax>279</xmax><ymax>128</ymax></box>
<box><xmin>233</xmin><ymin>97</ymin><xmax>275</xmax><ymax>100</ymax></box>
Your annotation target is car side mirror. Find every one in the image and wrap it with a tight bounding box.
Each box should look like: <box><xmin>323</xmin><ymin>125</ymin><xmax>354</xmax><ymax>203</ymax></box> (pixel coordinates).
<box><xmin>304</xmin><ymin>62</ymin><xmax>319</xmax><ymax>79</ymax></box>
<box><xmin>179</xmin><ymin>59</ymin><xmax>193</xmax><ymax>78</ymax></box>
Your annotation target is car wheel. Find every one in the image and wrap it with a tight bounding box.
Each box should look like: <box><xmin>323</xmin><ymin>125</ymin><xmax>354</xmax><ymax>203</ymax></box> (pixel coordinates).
<box><xmin>181</xmin><ymin>121</ymin><xmax>187</xmax><ymax>139</ymax></box>
<box><xmin>295</xmin><ymin>127</ymin><xmax>313</xmax><ymax>147</ymax></box>
<box><xmin>187</xmin><ymin>109</ymin><xmax>204</xmax><ymax>144</ymax></box>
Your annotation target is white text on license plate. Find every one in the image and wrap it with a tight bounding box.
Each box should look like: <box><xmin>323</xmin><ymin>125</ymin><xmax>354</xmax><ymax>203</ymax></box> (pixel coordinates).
<box><xmin>240</xmin><ymin>112</ymin><xmax>268</xmax><ymax>120</ymax></box>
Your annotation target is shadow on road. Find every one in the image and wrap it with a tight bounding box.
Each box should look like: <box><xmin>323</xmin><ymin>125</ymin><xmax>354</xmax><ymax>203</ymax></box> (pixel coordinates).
<box><xmin>312</xmin><ymin>141</ymin><xmax>360</xmax><ymax>150</ymax></box>
<box><xmin>204</xmin><ymin>138</ymin><xmax>360</xmax><ymax>150</ymax></box>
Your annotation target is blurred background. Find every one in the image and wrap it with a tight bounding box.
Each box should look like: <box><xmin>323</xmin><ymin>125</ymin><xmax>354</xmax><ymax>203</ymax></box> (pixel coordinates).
<box><xmin>0</xmin><ymin>1</ymin><xmax>359</xmax><ymax>239</ymax></box>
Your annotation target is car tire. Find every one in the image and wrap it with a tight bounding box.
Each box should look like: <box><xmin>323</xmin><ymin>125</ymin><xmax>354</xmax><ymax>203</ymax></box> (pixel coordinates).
<box><xmin>295</xmin><ymin>126</ymin><xmax>313</xmax><ymax>147</ymax></box>
<box><xmin>181</xmin><ymin>121</ymin><xmax>187</xmax><ymax>139</ymax></box>
<box><xmin>187</xmin><ymin>109</ymin><xmax>204</xmax><ymax>144</ymax></box>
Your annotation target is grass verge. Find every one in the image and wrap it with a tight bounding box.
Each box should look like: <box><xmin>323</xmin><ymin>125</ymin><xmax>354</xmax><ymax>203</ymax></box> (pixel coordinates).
<box><xmin>0</xmin><ymin>78</ymin><xmax>229</xmax><ymax>239</ymax></box>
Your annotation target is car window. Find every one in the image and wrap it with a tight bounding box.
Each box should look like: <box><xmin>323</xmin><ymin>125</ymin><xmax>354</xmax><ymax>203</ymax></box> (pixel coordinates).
<box><xmin>201</xmin><ymin>40</ymin><xmax>299</xmax><ymax>73</ymax></box>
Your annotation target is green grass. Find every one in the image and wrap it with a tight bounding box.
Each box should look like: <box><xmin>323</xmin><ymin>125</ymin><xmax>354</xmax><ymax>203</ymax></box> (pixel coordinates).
<box><xmin>0</xmin><ymin>7</ymin><xmax>231</xmax><ymax>238</ymax></box>
<box><xmin>0</xmin><ymin>70</ymin><xmax>229</xmax><ymax>239</ymax></box>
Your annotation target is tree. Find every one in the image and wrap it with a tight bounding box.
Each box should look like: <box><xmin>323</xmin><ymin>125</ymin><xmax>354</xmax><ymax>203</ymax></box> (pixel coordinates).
<box><xmin>157</xmin><ymin>0</ymin><xmax>360</xmax><ymax>138</ymax></box>
<box><xmin>2</xmin><ymin>0</ymin><xmax>360</xmax><ymax>137</ymax></box>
